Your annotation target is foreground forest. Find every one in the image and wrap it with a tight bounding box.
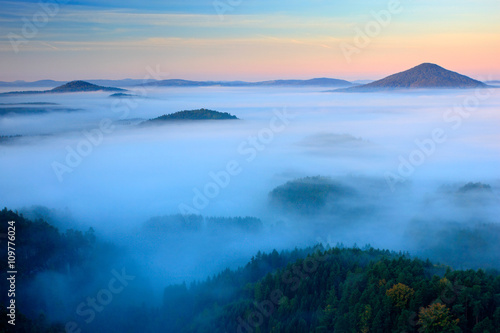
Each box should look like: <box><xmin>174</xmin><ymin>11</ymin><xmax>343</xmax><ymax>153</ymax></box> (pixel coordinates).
<box><xmin>1</xmin><ymin>209</ymin><xmax>499</xmax><ymax>332</ymax></box>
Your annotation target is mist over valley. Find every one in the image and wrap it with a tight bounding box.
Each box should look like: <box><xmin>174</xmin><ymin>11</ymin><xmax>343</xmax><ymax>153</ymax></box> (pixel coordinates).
<box><xmin>1</xmin><ymin>73</ymin><xmax>500</xmax><ymax>332</ymax></box>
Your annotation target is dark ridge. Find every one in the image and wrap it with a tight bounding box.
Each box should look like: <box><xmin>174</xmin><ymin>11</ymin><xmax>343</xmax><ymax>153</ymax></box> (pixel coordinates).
<box><xmin>0</xmin><ymin>102</ymin><xmax>58</xmax><ymax>106</ymax></box>
<box><xmin>0</xmin><ymin>80</ymin><xmax>125</xmax><ymax>95</ymax></box>
<box><xmin>0</xmin><ymin>106</ymin><xmax>80</xmax><ymax>116</ymax></box>
<box><xmin>457</xmin><ymin>182</ymin><xmax>492</xmax><ymax>193</ymax></box>
<box><xmin>146</xmin><ymin>108</ymin><xmax>238</xmax><ymax>123</ymax></box>
<box><xmin>269</xmin><ymin>176</ymin><xmax>356</xmax><ymax>214</ymax></box>
<box><xmin>109</xmin><ymin>93</ymin><xmax>136</xmax><ymax>98</ymax></box>
<box><xmin>0</xmin><ymin>134</ymin><xmax>22</xmax><ymax>143</ymax></box>
<box><xmin>50</xmin><ymin>80</ymin><xmax>125</xmax><ymax>92</ymax></box>
<box><xmin>143</xmin><ymin>78</ymin><xmax>353</xmax><ymax>87</ymax></box>
<box><xmin>0</xmin><ymin>79</ymin><xmax>64</xmax><ymax>87</ymax></box>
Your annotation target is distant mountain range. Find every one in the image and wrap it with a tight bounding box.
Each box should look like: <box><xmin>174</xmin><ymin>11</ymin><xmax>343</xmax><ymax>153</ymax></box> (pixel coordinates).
<box><xmin>142</xmin><ymin>78</ymin><xmax>353</xmax><ymax>88</ymax></box>
<box><xmin>334</xmin><ymin>63</ymin><xmax>489</xmax><ymax>92</ymax></box>
<box><xmin>0</xmin><ymin>102</ymin><xmax>79</xmax><ymax>116</ymax></box>
<box><xmin>351</xmin><ymin>79</ymin><xmax>374</xmax><ymax>85</ymax></box>
<box><xmin>1</xmin><ymin>81</ymin><xmax>125</xmax><ymax>95</ymax></box>
<box><xmin>0</xmin><ymin>79</ymin><xmax>156</xmax><ymax>88</ymax></box>
<box><xmin>1</xmin><ymin>65</ymin><xmax>495</xmax><ymax>93</ymax></box>
<box><xmin>0</xmin><ymin>80</ymin><xmax>63</xmax><ymax>88</ymax></box>
<box><xmin>0</xmin><ymin>78</ymin><xmax>354</xmax><ymax>89</ymax></box>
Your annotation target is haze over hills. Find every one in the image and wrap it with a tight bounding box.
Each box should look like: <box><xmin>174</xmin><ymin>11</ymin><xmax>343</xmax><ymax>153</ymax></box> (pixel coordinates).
<box><xmin>0</xmin><ymin>77</ymin><xmax>353</xmax><ymax>89</ymax></box>
<box><xmin>109</xmin><ymin>92</ymin><xmax>137</xmax><ymax>98</ymax></box>
<box><xmin>0</xmin><ymin>79</ymin><xmax>156</xmax><ymax>88</ymax></box>
<box><xmin>0</xmin><ymin>66</ymin><xmax>495</xmax><ymax>94</ymax></box>
<box><xmin>0</xmin><ymin>80</ymin><xmax>125</xmax><ymax>95</ymax></box>
<box><xmin>333</xmin><ymin>63</ymin><xmax>489</xmax><ymax>92</ymax></box>
<box><xmin>0</xmin><ymin>80</ymin><xmax>64</xmax><ymax>88</ymax></box>
<box><xmin>0</xmin><ymin>102</ymin><xmax>79</xmax><ymax>116</ymax></box>
<box><xmin>143</xmin><ymin>77</ymin><xmax>353</xmax><ymax>87</ymax></box>
<box><xmin>3</xmin><ymin>70</ymin><xmax>495</xmax><ymax>91</ymax></box>
<box><xmin>50</xmin><ymin>81</ymin><xmax>125</xmax><ymax>93</ymax></box>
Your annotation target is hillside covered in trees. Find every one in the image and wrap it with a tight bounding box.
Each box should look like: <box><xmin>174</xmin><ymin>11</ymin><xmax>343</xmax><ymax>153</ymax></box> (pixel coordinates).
<box><xmin>157</xmin><ymin>247</ymin><xmax>500</xmax><ymax>333</ymax></box>
<box><xmin>269</xmin><ymin>176</ymin><xmax>357</xmax><ymax>214</ymax></box>
<box><xmin>1</xmin><ymin>208</ymin><xmax>499</xmax><ymax>332</ymax></box>
<box><xmin>147</xmin><ymin>108</ymin><xmax>238</xmax><ymax>122</ymax></box>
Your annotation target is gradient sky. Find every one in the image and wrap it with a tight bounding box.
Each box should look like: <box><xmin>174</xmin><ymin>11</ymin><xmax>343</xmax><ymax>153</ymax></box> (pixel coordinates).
<box><xmin>0</xmin><ymin>0</ymin><xmax>499</xmax><ymax>81</ymax></box>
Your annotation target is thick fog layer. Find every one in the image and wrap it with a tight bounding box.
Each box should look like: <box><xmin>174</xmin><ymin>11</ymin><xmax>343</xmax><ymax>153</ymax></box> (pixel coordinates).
<box><xmin>1</xmin><ymin>86</ymin><xmax>499</xmax><ymax>328</ymax></box>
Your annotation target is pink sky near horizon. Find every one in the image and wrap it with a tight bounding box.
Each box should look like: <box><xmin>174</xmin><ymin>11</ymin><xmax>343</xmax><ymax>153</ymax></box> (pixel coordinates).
<box><xmin>4</xmin><ymin>40</ymin><xmax>497</xmax><ymax>83</ymax></box>
<box><xmin>1</xmin><ymin>1</ymin><xmax>499</xmax><ymax>82</ymax></box>
<box><xmin>3</xmin><ymin>29</ymin><xmax>498</xmax><ymax>82</ymax></box>
<box><xmin>2</xmin><ymin>47</ymin><xmax>498</xmax><ymax>83</ymax></box>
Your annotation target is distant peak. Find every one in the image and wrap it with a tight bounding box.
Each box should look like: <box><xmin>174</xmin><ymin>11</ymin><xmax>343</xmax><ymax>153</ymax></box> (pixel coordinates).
<box><xmin>50</xmin><ymin>80</ymin><xmax>124</xmax><ymax>93</ymax></box>
<box><xmin>416</xmin><ymin>62</ymin><xmax>439</xmax><ymax>67</ymax></box>
<box><xmin>412</xmin><ymin>63</ymin><xmax>444</xmax><ymax>69</ymax></box>
<box><xmin>70</xmin><ymin>80</ymin><xmax>91</xmax><ymax>84</ymax></box>
<box><xmin>55</xmin><ymin>80</ymin><xmax>96</xmax><ymax>87</ymax></box>
<box><xmin>334</xmin><ymin>62</ymin><xmax>487</xmax><ymax>91</ymax></box>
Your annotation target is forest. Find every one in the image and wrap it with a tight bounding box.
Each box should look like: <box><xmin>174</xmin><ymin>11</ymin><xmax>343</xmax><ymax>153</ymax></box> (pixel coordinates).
<box><xmin>1</xmin><ymin>208</ymin><xmax>499</xmax><ymax>332</ymax></box>
<box><xmin>147</xmin><ymin>109</ymin><xmax>239</xmax><ymax>122</ymax></box>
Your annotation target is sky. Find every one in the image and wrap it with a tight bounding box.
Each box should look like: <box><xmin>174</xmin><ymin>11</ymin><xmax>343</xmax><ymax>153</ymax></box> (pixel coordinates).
<box><xmin>0</xmin><ymin>0</ymin><xmax>499</xmax><ymax>81</ymax></box>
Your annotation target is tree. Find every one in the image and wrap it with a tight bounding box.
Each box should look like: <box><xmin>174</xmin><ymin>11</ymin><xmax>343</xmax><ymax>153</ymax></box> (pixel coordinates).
<box><xmin>386</xmin><ymin>283</ymin><xmax>415</xmax><ymax>308</ymax></box>
<box><xmin>418</xmin><ymin>303</ymin><xmax>459</xmax><ymax>333</ymax></box>
<box><xmin>359</xmin><ymin>304</ymin><xmax>372</xmax><ymax>333</ymax></box>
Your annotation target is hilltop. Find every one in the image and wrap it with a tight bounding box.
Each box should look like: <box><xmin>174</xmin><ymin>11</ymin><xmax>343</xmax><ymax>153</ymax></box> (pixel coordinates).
<box><xmin>50</xmin><ymin>80</ymin><xmax>124</xmax><ymax>93</ymax></box>
<box><xmin>146</xmin><ymin>108</ymin><xmax>238</xmax><ymax>123</ymax></box>
<box><xmin>0</xmin><ymin>80</ymin><xmax>125</xmax><ymax>95</ymax></box>
<box><xmin>333</xmin><ymin>63</ymin><xmax>488</xmax><ymax>92</ymax></box>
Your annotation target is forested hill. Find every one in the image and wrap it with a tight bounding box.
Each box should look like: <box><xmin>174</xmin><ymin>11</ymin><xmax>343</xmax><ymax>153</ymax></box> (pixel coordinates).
<box><xmin>1</xmin><ymin>209</ymin><xmax>499</xmax><ymax>332</ymax></box>
<box><xmin>146</xmin><ymin>108</ymin><xmax>238</xmax><ymax>123</ymax></box>
<box><xmin>0</xmin><ymin>208</ymin><xmax>96</xmax><ymax>332</ymax></box>
<box><xmin>158</xmin><ymin>247</ymin><xmax>500</xmax><ymax>333</ymax></box>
